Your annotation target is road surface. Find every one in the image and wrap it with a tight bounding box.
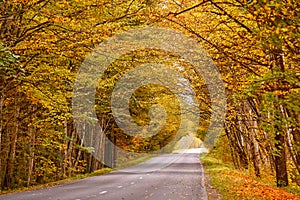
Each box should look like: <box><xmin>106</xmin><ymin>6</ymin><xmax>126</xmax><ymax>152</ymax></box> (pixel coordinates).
<box><xmin>1</xmin><ymin>151</ymin><xmax>208</xmax><ymax>200</ymax></box>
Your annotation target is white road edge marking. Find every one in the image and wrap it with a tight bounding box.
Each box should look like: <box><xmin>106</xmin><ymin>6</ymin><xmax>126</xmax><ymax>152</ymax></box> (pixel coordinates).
<box><xmin>199</xmin><ymin>160</ymin><xmax>208</xmax><ymax>200</ymax></box>
<box><xmin>99</xmin><ymin>191</ymin><xmax>108</xmax><ymax>194</ymax></box>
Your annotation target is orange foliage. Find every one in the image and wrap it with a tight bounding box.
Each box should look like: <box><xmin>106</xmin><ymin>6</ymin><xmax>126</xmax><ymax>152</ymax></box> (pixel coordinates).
<box><xmin>224</xmin><ymin>171</ymin><xmax>300</xmax><ymax>200</ymax></box>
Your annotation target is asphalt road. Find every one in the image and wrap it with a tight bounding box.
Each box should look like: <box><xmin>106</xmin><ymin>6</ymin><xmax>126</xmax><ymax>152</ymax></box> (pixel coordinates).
<box><xmin>0</xmin><ymin>151</ymin><xmax>208</xmax><ymax>200</ymax></box>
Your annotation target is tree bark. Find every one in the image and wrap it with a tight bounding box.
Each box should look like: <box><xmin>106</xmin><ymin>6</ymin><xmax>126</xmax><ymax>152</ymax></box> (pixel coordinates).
<box><xmin>5</xmin><ymin>99</ymin><xmax>20</xmax><ymax>188</ymax></box>
<box><xmin>27</xmin><ymin>105</ymin><xmax>36</xmax><ymax>186</ymax></box>
<box><xmin>274</xmin><ymin>129</ymin><xmax>288</xmax><ymax>187</ymax></box>
<box><xmin>0</xmin><ymin>93</ymin><xmax>3</xmax><ymax>188</ymax></box>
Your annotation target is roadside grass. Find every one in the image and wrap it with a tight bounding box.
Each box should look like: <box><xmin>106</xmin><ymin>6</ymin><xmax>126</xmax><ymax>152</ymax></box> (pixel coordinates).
<box><xmin>201</xmin><ymin>154</ymin><xmax>300</xmax><ymax>200</ymax></box>
<box><xmin>116</xmin><ymin>153</ymin><xmax>156</xmax><ymax>169</ymax></box>
<box><xmin>0</xmin><ymin>167</ymin><xmax>114</xmax><ymax>196</ymax></box>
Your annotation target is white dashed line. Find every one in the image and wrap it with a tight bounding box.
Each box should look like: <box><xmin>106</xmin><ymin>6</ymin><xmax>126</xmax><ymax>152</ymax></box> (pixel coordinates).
<box><xmin>139</xmin><ymin>177</ymin><xmax>143</xmax><ymax>179</ymax></box>
<box><xmin>99</xmin><ymin>191</ymin><xmax>108</xmax><ymax>194</ymax></box>
<box><xmin>117</xmin><ymin>185</ymin><xmax>123</xmax><ymax>188</ymax></box>
<box><xmin>131</xmin><ymin>182</ymin><xmax>135</xmax><ymax>185</ymax></box>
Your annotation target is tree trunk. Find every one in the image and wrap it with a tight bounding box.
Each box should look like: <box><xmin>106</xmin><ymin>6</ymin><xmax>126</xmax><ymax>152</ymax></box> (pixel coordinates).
<box><xmin>27</xmin><ymin>106</ymin><xmax>36</xmax><ymax>186</ymax></box>
<box><xmin>67</xmin><ymin>123</ymin><xmax>75</xmax><ymax>177</ymax></box>
<box><xmin>225</xmin><ymin>127</ymin><xmax>239</xmax><ymax>168</ymax></box>
<box><xmin>286</xmin><ymin>109</ymin><xmax>300</xmax><ymax>172</ymax></box>
<box><xmin>271</xmin><ymin>48</ymin><xmax>288</xmax><ymax>187</ymax></box>
<box><xmin>5</xmin><ymin>101</ymin><xmax>20</xmax><ymax>188</ymax></box>
<box><xmin>0</xmin><ymin>93</ymin><xmax>3</xmax><ymax>188</ymax></box>
<box><xmin>274</xmin><ymin>129</ymin><xmax>288</xmax><ymax>187</ymax></box>
<box><xmin>247</xmin><ymin>102</ymin><xmax>260</xmax><ymax>177</ymax></box>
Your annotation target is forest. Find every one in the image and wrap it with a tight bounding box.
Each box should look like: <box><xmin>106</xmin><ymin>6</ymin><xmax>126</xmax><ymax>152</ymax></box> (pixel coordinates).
<box><xmin>0</xmin><ymin>0</ymin><xmax>299</xmax><ymax>192</ymax></box>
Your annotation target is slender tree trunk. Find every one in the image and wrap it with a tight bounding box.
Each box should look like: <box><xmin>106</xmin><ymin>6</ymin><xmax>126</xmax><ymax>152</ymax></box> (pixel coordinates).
<box><xmin>225</xmin><ymin>127</ymin><xmax>240</xmax><ymax>168</ymax></box>
<box><xmin>104</xmin><ymin>134</ymin><xmax>113</xmax><ymax>168</ymax></box>
<box><xmin>67</xmin><ymin>123</ymin><xmax>75</xmax><ymax>177</ymax></box>
<box><xmin>63</xmin><ymin>120</ymin><xmax>68</xmax><ymax>177</ymax></box>
<box><xmin>280</xmin><ymin>106</ymin><xmax>300</xmax><ymax>176</ymax></box>
<box><xmin>249</xmin><ymin>138</ymin><xmax>260</xmax><ymax>177</ymax></box>
<box><xmin>74</xmin><ymin>130</ymin><xmax>84</xmax><ymax>170</ymax></box>
<box><xmin>286</xmin><ymin>109</ymin><xmax>300</xmax><ymax>172</ymax></box>
<box><xmin>271</xmin><ymin>48</ymin><xmax>288</xmax><ymax>187</ymax></box>
<box><xmin>27</xmin><ymin>125</ymin><xmax>35</xmax><ymax>186</ymax></box>
<box><xmin>274</xmin><ymin>128</ymin><xmax>288</xmax><ymax>187</ymax></box>
<box><xmin>291</xmin><ymin>128</ymin><xmax>300</xmax><ymax>170</ymax></box>
<box><xmin>272</xmin><ymin>101</ymin><xmax>288</xmax><ymax>187</ymax></box>
<box><xmin>27</xmin><ymin>105</ymin><xmax>36</xmax><ymax>186</ymax></box>
<box><xmin>247</xmin><ymin>103</ymin><xmax>261</xmax><ymax>177</ymax></box>
<box><xmin>229</xmin><ymin>124</ymin><xmax>248</xmax><ymax>169</ymax></box>
<box><xmin>234</xmin><ymin>122</ymin><xmax>249</xmax><ymax>169</ymax></box>
<box><xmin>0</xmin><ymin>93</ymin><xmax>3</xmax><ymax>188</ymax></box>
<box><xmin>5</xmin><ymin>100</ymin><xmax>20</xmax><ymax>188</ymax></box>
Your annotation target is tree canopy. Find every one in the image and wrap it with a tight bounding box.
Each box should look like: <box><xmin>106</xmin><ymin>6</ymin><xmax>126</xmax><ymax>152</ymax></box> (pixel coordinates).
<box><xmin>0</xmin><ymin>0</ymin><xmax>299</xmax><ymax>190</ymax></box>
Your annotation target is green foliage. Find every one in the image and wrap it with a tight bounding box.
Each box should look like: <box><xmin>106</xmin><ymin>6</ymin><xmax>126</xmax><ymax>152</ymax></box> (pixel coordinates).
<box><xmin>0</xmin><ymin>44</ymin><xmax>22</xmax><ymax>91</ymax></box>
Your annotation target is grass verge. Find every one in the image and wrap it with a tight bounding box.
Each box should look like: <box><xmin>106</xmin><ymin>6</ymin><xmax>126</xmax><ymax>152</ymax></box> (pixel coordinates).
<box><xmin>0</xmin><ymin>168</ymin><xmax>114</xmax><ymax>196</ymax></box>
<box><xmin>201</xmin><ymin>154</ymin><xmax>300</xmax><ymax>200</ymax></box>
<box><xmin>116</xmin><ymin>154</ymin><xmax>156</xmax><ymax>169</ymax></box>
